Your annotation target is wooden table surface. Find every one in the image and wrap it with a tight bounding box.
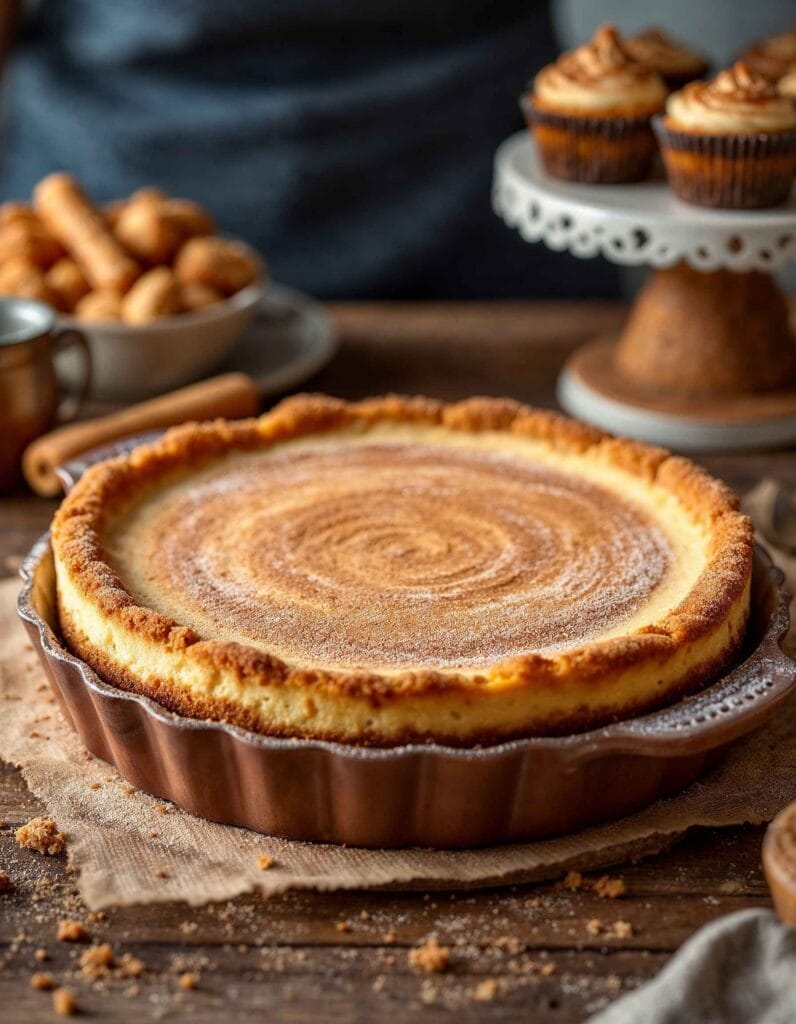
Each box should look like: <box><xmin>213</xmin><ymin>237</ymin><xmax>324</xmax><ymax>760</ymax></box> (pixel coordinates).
<box><xmin>1</xmin><ymin>301</ymin><xmax>793</xmax><ymax>1023</ymax></box>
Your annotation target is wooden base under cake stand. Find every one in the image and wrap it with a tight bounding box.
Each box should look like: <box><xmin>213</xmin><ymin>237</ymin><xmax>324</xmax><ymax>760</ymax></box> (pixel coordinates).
<box><xmin>558</xmin><ymin>264</ymin><xmax>796</xmax><ymax>452</ymax></box>
<box><xmin>493</xmin><ymin>131</ymin><xmax>796</xmax><ymax>452</ymax></box>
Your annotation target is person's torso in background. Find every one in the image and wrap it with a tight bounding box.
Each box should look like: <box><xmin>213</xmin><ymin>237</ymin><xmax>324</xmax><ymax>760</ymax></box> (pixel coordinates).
<box><xmin>0</xmin><ymin>0</ymin><xmax>621</xmax><ymax>299</ymax></box>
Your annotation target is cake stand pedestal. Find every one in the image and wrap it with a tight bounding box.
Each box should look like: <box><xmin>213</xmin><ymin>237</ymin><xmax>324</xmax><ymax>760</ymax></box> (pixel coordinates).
<box><xmin>493</xmin><ymin>131</ymin><xmax>796</xmax><ymax>452</ymax></box>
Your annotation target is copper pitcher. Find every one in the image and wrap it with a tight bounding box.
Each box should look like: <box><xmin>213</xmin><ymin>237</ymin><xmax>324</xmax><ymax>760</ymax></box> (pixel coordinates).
<box><xmin>0</xmin><ymin>298</ymin><xmax>91</xmax><ymax>492</ymax></box>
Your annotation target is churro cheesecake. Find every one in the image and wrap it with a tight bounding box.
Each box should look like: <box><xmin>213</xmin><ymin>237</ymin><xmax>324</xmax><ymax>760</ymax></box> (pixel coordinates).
<box><xmin>51</xmin><ymin>395</ymin><xmax>753</xmax><ymax>747</ymax></box>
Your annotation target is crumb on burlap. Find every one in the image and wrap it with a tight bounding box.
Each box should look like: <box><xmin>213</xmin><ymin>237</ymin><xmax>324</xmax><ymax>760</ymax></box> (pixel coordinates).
<box><xmin>612</xmin><ymin>920</ymin><xmax>634</xmax><ymax>939</ymax></box>
<box><xmin>178</xmin><ymin>972</ymin><xmax>198</xmax><ymax>990</ymax></box>
<box><xmin>30</xmin><ymin>971</ymin><xmax>55</xmax><ymax>990</ymax></box>
<box><xmin>586</xmin><ymin>919</ymin><xmax>602</xmax><ymax>936</ymax></box>
<box><xmin>473</xmin><ymin>978</ymin><xmax>499</xmax><ymax>1002</ymax></box>
<box><xmin>0</xmin><ymin>870</ymin><xmax>10</xmax><ymax>891</ymax></box>
<box><xmin>256</xmin><ymin>854</ymin><xmax>275</xmax><ymax>871</ymax></box>
<box><xmin>57</xmin><ymin>920</ymin><xmax>88</xmax><ymax>943</ymax></box>
<box><xmin>86</xmin><ymin>911</ymin><xmax>106</xmax><ymax>924</ymax></box>
<box><xmin>155</xmin><ymin>869</ymin><xmax>169</xmax><ymax>879</ymax></box>
<box><xmin>15</xmin><ymin>817</ymin><xmax>66</xmax><ymax>855</ymax></box>
<box><xmin>155</xmin><ymin>804</ymin><xmax>170</xmax><ymax>815</ymax></box>
<box><xmin>89</xmin><ymin>782</ymin><xmax>102</xmax><ymax>791</ymax></box>
<box><xmin>594</xmin><ymin>876</ymin><xmax>626</xmax><ymax>900</ymax></box>
<box><xmin>408</xmin><ymin>938</ymin><xmax>450</xmax><ymax>974</ymax></box>
<box><xmin>52</xmin><ymin>988</ymin><xmax>78</xmax><ymax>1016</ymax></box>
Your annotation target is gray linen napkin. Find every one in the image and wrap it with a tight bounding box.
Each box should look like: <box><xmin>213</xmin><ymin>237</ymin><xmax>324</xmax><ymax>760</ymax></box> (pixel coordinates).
<box><xmin>589</xmin><ymin>909</ymin><xmax>796</xmax><ymax>1024</ymax></box>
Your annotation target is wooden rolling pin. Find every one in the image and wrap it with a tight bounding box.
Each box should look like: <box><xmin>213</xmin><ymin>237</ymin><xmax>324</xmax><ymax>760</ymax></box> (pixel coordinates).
<box><xmin>763</xmin><ymin>800</ymin><xmax>796</xmax><ymax>926</ymax></box>
<box><xmin>23</xmin><ymin>372</ymin><xmax>260</xmax><ymax>497</ymax></box>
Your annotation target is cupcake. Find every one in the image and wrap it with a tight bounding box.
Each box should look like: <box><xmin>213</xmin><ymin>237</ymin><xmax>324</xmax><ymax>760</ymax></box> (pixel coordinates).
<box><xmin>625</xmin><ymin>27</ymin><xmax>709</xmax><ymax>92</ymax></box>
<box><xmin>522</xmin><ymin>24</ymin><xmax>667</xmax><ymax>184</ymax></box>
<box><xmin>654</xmin><ymin>62</ymin><xmax>796</xmax><ymax>208</ymax></box>
<box><xmin>739</xmin><ymin>26</ymin><xmax>796</xmax><ymax>82</ymax></box>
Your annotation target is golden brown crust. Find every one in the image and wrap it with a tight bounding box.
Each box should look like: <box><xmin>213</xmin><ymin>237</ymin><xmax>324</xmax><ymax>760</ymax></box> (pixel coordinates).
<box><xmin>51</xmin><ymin>394</ymin><xmax>754</xmax><ymax>744</ymax></box>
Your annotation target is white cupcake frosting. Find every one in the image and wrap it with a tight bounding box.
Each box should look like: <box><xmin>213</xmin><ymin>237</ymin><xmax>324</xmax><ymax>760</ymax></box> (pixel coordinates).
<box><xmin>534</xmin><ymin>25</ymin><xmax>666</xmax><ymax>113</ymax></box>
<box><xmin>666</xmin><ymin>62</ymin><xmax>796</xmax><ymax>133</ymax></box>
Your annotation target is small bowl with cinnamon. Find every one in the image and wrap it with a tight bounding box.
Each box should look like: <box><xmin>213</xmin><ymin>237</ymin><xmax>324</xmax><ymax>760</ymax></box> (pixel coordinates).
<box><xmin>0</xmin><ymin>174</ymin><xmax>267</xmax><ymax>400</ymax></box>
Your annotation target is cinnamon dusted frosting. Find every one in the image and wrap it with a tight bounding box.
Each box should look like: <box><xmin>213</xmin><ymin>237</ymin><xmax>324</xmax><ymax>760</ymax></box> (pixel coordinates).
<box><xmin>779</xmin><ymin>67</ymin><xmax>796</xmax><ymax>98</ymax></box>
<box><xmin>51</xmin><ymin>395</ymin><xmax>753</xmax><ymax>746</ymax></box>
<box><xmin>625</xmin><ymin>28</ymin><xmax>706</xmax><ymax>78</ymax></box>
<box><xmin>534</xmin><ymin>24</ymin><xmax>666</xmax><ymax>113</ymax></box>
<box><xmin>666</xmin><ymin>62</ymin><xmax>796</xmax><ymax>133</ymax></box>
<box><xmin>741</xmin><ymin>26</ymin><xmax>796</xmax><ymax>82</ymax></box>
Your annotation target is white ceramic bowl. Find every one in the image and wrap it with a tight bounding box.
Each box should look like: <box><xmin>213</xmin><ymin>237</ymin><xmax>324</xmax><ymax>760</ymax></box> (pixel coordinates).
<box><xmin>57</xmin><ymin>276</ymin><xmax>266</xmax><ymax>402</ymax></box>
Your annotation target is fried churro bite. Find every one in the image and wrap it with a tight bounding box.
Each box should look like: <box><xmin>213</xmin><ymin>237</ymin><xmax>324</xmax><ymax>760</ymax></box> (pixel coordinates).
<box><xmin>174</xmin><ymin>236</ymin><xmax>258</xmax><ymax>295</ymax></box>
<box><xmin>121</xmin><ymin>266</ymin><xmax>183</xmax><ymax>323</ymax></box>
<box><xmin>0</xmin><ymin>173</ymin><xmax>263</xmax><ymax>323</ymax></box>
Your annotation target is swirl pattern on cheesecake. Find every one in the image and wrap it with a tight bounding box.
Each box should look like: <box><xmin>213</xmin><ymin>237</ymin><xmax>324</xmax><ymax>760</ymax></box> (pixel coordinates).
<box><xmin>105</xmin><ymin>442</ymin><xmax>671</xmax><ymax>672</ymax></box>
<box><xmin>51</xmin><ymin>395</ymin><xmax>753</xmax><ymax>746</ymax></box>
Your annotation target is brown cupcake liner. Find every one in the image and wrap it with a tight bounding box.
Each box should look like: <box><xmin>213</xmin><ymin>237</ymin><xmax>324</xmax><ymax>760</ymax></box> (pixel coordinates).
<box><xmin>653</xmin><ymin>117</ymin><xmax>796</xmax><ymax>209</ymax></box>
<box><xmin>521</xmin><ymin>96</ymin><xmax>659</xmax><ymax>184</ymax></box>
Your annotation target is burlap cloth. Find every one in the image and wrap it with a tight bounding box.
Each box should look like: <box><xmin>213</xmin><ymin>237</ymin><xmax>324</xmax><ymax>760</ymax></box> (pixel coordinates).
<box><xmin>1</xmin><ymin>481</ymin><xmax>794</xmax><ymax>910</ymax></box>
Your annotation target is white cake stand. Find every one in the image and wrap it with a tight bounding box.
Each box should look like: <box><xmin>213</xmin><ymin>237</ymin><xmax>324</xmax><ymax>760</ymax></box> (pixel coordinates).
<box><xmin>492</xmin><ymin>130</ymin><xmax>796</xmax><ymax>451</ymax></box>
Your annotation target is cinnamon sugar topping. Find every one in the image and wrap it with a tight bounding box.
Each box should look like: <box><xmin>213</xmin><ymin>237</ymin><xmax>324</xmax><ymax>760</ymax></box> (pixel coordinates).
<box><xmin>109</xmin><ymin>442</ymin><xmax>672</xmax><ymax>672</ymax></box>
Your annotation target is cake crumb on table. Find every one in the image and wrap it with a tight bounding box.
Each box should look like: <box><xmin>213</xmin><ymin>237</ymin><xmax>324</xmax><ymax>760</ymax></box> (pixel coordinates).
<box><xmin>586</xmin><ymin>919</ymin><xmax>602</xmax><ymax>936</ymax></box>
<box><xmin>15</xmin><ymin>816</ymin><xmax>66</xmax><ymax>855</ymax></box>
<box><xmin>594</xmin><ymin>875</ymin><xmax>626</xmax><ymax>899</ymax></box>
<box><xmin>57</xmin><ymin>920</ymin><xmax>88</xmax><ymax>943</ymax></box>
<box><xmin>408</xmin><ymin>938</ymin><xmax>450</xmax><ymax>974</ymax></box>
<box><xmin>559</xmin><ymin>870</ymin><xmax>584</xmax><ymax>892</ymax></box>
<box><xmin>79</xmin><ymin>943</ymin><xmax>114</xmax><ymax>979</ymax></box>
<box><xmin>178</xmin><ymin>971</ymin><xmax>198</xmax><ymax>990</ymax></box>
<box><xmin>612</xmin><ymin>920</ymin><xmax>634</xmax><ymax>939</ymax></box>
<box><xmin>473</xmin><ymin>978</ymin><xmax>499</xmax><ymax>1002</ymax></box>
<box><xmin>52</xmin><ymin>988</ymin><xmax>78</xmax><ymax>1016</ymax></box>
<box><xmin>0</xmin><ymin>869</ymin><xmax>10</xmax><ymax>891</ymax></box>
<box><xmin>557</xmin><ymin>870</ymin><xmax>626</xmax><ymax>898</ymax></box>
<box><xmin>117</xmin><ymin>953</ymin><xmax>146</xmax><ymax>979</ymax></box>
<box><xmin>256</xmin><ymin>854</ymin><xmax>275</xmax><ymax>870</ymax></box>
<box><xmin>335</xmin><ymin>920</ymin><xmax>351</xmax><ymax>933</ymax></box>
<box><xmin>34</xmin><ymin>947</ymin><xmax>49</xmax><ymax>962</ymax></box>
<box><xmin>30</xmin><ymin>971</ymin><xmax>55</xmax><ymax>990</ymax></box>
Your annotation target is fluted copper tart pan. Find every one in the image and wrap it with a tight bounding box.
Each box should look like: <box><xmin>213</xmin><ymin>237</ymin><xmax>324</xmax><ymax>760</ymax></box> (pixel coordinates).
<box><xmin>18</xmin><ymin>529</ymin><xmax>793</xmax><ymax>848</ymax></box>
